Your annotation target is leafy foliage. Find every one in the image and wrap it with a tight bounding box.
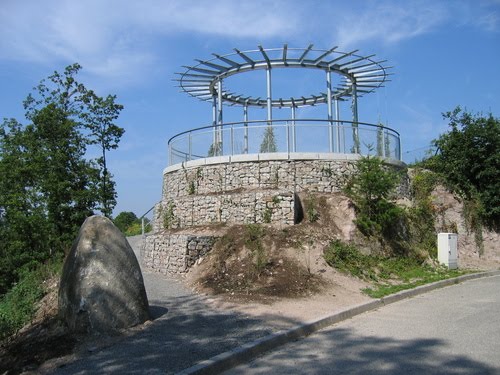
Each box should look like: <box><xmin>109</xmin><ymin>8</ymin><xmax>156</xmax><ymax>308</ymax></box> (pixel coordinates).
<box><xmin>0</xmin><ymin>64</ymin><xmax>123</xmax><ymax>295</ymax></box>
<box><xmin>113</xmin><ymin>211</ymin><xmax>139</xmax><ymax>233</ymax></box>
<box><xmin>344</xmin><ymin>156</ymin><xmax>406</xmax><ymax>239</ymax></box>
<box><xmin>113</xmin><ymin>211</ymin><xmax>151</xmax><ymax>236</ymax></box>
<box><xmin>425</xmin><ymin>107</ymin><xmax>500</xmax><ymax>228</ymax></box>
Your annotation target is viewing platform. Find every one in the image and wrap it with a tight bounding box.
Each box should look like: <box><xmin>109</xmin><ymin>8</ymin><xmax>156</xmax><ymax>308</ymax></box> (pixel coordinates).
<box><xmin>167</xmin><ymin>118</ymin><xmax>401</xmax><ymax>168</ymax></box>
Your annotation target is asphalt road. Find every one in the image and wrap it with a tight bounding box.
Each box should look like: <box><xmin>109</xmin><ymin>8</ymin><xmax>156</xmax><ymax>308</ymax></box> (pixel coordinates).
<box><xmin>225</xmin><ymin>275</ymin><xmax>500</xmax><ymax>375</ymax></box>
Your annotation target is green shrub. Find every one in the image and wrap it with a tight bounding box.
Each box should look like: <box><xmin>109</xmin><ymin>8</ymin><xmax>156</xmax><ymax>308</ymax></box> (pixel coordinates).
<box><xmin>324</xmin><ymin>239</ymin><xmax>467</xmax><ymax>298</ymax></box>
<box><xmin>324</xmin><ymin>240</ymin><xmax>370</xmax><ymax>278</ymax></box>
<box><xmin>345</xmin><ymin>156</ymin><xmax>406</xmax><ymax>239</ymax></box>
<box><xmin>0</xmin><ymin>261</ymin><xmax>61</xmax><ymax>340</ymax></box>
<box><xmin>421</xmin><ymin>107</ymin><xmax>499</xmax><ymax>228</ymax></box>
<box><xmin>245</xmin><ymin>224</ymin><xmax>268</xmax><ymax>275</ymax></box>
<box><xmin>304</xmin><ymin>195</ymin><xmax>320</xmax><ymax>223</ymax></box>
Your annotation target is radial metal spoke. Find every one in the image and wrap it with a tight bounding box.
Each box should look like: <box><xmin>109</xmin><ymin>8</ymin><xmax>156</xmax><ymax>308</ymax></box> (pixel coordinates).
<box><xmin>298</xmin><ymin>44</ymin><xmax>314</xmax><ymax>63</ymax></box>
<box><xmin>338</xmin><ymin>54</ymin><xmax>375</xmax><ymax>69</ymax></box>
<box><xmin>313</xmin><ymin>46</ymin><xmax>338</xmax><ymax>65</ymax></box>
<box><xmin>327</xmin><ymin>49</ymin><xmax>359</xmax><ymax>66</ymax></box>
<box><xmin>212</xmin><ymin>53</ymin><xmax>241</xmax><ymax>67</ymax></box>
<box><xmin>195</xmin><ymin>59</ymin><xmax>230</xmax><ymax>71</ymax></box>
<box><xmin>259</xmin><ymin>45</ymin><xmax>271</xmax><ymax>67</ymax></box>
<box><xmin>234</xmin><ymin>48</ymin><xmax>255</xmax><ymax>66</ymax></box>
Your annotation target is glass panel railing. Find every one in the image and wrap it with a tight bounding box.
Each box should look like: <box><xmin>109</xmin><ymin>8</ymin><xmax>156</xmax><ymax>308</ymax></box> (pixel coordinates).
<box><xmin>168</xmin><ymin>120</ymin><xmax>401</xmax><ymax>165</ymax></box>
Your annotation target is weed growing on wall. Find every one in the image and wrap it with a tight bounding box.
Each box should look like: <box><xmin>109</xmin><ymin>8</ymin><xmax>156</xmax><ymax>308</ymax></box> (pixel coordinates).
<box><xmin>188</xmin><ymin>180</ymin><xmax>196</xmax><ymax>195</ymax></box>
<box><xmin>262</xmin><ymin>208</ymin><xmax>272</xmax><ymax>223</ymax></box>
<box><xmin>162</xmin><ymin>202</ymin><xmax>176</xmax><ymax>229</ymax></box>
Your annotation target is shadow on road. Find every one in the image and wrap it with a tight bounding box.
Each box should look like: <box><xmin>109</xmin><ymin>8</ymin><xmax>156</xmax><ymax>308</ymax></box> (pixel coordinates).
<box><xmin>52</xmin><ymin>290</ymin><xmax>301</xmax><ymax>374</ymax></box>
<box><xmin>228</xmin><ymin>327</ymin><xmax>498</xmax><ymax>375</ymax></box>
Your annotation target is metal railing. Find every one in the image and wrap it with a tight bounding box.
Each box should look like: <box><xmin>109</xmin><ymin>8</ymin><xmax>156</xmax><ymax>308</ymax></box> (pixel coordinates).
<box><xmin>139</xmin><ymin>205</ymin><xmax>155</xmax><ymax>237</ymax></box>
<box><xmin>168</xmin><ymin>119</ymin><xmax>401</xmax><ymax>166</ymax></box>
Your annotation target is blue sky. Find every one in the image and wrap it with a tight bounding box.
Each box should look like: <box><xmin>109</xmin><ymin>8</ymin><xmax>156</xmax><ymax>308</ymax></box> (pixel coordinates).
<box><xmin>1</xmin><ymin>0</ymin><xmax>499</xmax><ymax>217</ymax></box>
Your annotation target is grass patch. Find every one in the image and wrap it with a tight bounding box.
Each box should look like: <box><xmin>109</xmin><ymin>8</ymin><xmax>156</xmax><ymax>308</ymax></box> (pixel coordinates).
<box><xmin>0</xmin><ymin>261</ymin><xmax>62</xmax><ymax>340</ymax></box>
<box><xmin>324</xmin><ymin>240</ymin><xmax>468</xmax><ymax>298</ymax></box>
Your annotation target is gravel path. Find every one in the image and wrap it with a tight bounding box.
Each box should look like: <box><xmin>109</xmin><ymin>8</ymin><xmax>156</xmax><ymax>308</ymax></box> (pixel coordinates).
<box><xmin>49</xmin><ymin>236</ymin><xmax>300</xmax><ymax>374</ymax></box>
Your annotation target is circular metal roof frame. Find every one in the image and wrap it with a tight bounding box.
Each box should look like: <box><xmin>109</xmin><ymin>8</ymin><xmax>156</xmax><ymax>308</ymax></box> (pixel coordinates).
<box><xmin>177</xmin><ymin>44</ymin><xmax>392</xmax><ymax>108</ymax></box>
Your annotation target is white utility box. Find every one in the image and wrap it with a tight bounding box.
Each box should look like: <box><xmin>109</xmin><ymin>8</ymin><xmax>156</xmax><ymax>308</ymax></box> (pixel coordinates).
<box><xmin>438</xmin><ymin>233</ymin><xmax>458</xmax><ymax>269</ymax></box>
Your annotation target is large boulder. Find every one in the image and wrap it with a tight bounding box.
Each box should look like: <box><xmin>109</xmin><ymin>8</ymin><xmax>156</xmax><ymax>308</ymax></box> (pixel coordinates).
<box><xmin>58</xmin><ymin>215</ymin><xmax>150</xmax><ymax>333</ymax></box>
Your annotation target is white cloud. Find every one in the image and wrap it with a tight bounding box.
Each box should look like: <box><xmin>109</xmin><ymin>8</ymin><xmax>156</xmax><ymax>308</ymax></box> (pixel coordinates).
<box><xmin>0</xmin><ymin>0</ymin><xmax>299</xmax><ymax>87</ymax></box>
<box><xmin>137</xmin><ymin>0</ymin><xmax>296</xmax><ymax>37</ymax></box>
<box><xmin>1</xmin><ymin>0</ymin><xmax>496</xmax><ymax>88</ymax></box>
<box><xmin>333</xmin><ymin>2</ymin><xmax>447</xmax><ymax>48</ymax></box>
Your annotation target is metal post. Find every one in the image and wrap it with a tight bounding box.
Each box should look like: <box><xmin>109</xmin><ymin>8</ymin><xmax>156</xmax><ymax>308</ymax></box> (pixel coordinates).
<box><xmin>291</xmin><ymin>105</ymin><xmax>296</xmax><ymax>152</ymax></box>
<box><xmin>212</xmin><ymin>94</ymin><xmax>217</xmax><ymax>155</ymax></box>
<box><xmin>212</xmin><ymin>94</ymin><xmax>217</xmax><ymax>125</ymax></box>
<box><xmin>266</xmin><ymin>67</ymin><xmax>272</xmax><ymax>123</ymax></box>
<box><xmin>352</xmin><ymin>84</ymin><xmax>358</xmax><ymax>124</ymax></box>
<box><xmin>230</xmin><ymin>125</ymin><xmax>234</xmax><ymax>155</ymax></box>
<box><xmin>286</xmin><ymin>120</ymin><xmax>290</xmax><ymax>154</ymax></box>
<box><xmin>244</xmin><ymin>103</ymin><xmax>248</xmax><ymax>153</ymax></box>
<box><xmin>217</xmin><ymin>79</ymin><xmax>223</xmax><ymax>155</ymax></box>
<box><xmin>352</xmin><ymin>84</ymin><xmax>360</xmax><ymax>153</ymax></box>
<box><xmin>326</xmin><ymin>69</ymin><xmax>333</xmax><ymax>153</ymax></box>
<box><xmin>334</xmin><ymin>97</ymin><xmax>340</xmax><ymax>153</ymax></box>
<box><xmin>265</xmin><ymin>67</ymin><xmax>273</xmax><ymax>153</ymax></box>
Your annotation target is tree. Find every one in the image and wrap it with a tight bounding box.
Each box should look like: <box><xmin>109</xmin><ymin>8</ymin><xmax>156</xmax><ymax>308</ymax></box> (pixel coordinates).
<box><xmin>24</xmin><ymin>63</ymin><xmax>124</xmax><ymax>217</ymax></box>
<box><xmin>0</xmin><ymin>119</ymin><xmax>51</xmax><ymax>294</ymax></box>
<box><xmin>113</xmin><ymin>211</ymin><xmax>138</xmax><ymax>233</ymax></box>
<box><xmin>430</xmin><ymin>107</ymin><xmax>500</xmax><ymax>227</ymax></box>
<box><xmin>260</xmin><ymin>126</ymin><xmax>277</xmax><ymax>153</ymax></box>
<box><xmin>344</xmin><ymin>156</ymin><xmax>405</xmax><ymax>238</ymax></box>
<box><xmin>0</xmin><ymin>64</ymin><xmax>124</xmax><ymax>294</ymax></box>
<box><xmin>81</xmin><ymin>93</ymin><xmax>124</xmax><ymax>216</ymax></box>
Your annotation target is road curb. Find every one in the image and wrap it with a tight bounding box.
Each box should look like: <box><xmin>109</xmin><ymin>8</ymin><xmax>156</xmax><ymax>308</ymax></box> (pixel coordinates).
<box><xmin>176</xmin><ymin>270</ymin><xmax>500</xmax><ymax>375</ymax></box>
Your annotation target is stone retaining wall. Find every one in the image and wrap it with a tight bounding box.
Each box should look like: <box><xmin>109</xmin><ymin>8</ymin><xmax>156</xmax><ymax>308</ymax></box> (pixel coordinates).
<box><xmin>142</xmin><ymin>234</ymin><xmax>216</xmax><ymax>274</ymax></box>
<box><xmin>153</xmin><ymin>190</ymin><xmax>295</xmax><ymax>231</ymax></box>
<box><xmin>162</xmin><ymin>159</ymin><xmax>359</xmax><ymax>200</ymax></box>
<box><xmin>143</xmin><ymin>155</ymin><xmax>408</xmax><ymax>275</ymax></box>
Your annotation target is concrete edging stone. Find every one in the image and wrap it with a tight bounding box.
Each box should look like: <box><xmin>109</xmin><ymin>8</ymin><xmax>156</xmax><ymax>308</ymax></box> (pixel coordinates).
<box><xmin>176</xmin><ymin>270</ymin><xmax>500</xmax><ymax>375</ymax></box>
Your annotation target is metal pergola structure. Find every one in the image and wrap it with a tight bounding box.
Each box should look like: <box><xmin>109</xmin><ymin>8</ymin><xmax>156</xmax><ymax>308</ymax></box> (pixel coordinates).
<box><xmin>175</xmin><ymin>44</ymin><xmax>392</xmax><ymax>157</ymax></box>
<box><xmin>177</xmin><ymin>44</ymin><xmax>390</xmax><ymax>118</ymax></box>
